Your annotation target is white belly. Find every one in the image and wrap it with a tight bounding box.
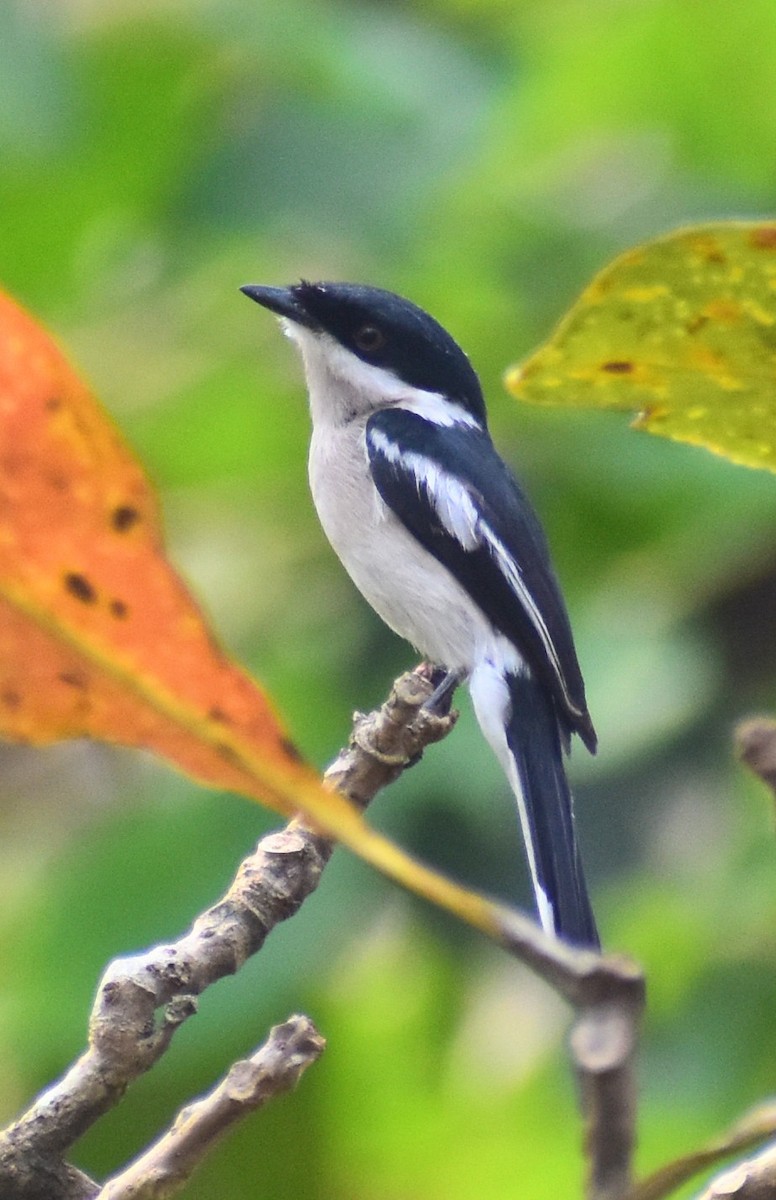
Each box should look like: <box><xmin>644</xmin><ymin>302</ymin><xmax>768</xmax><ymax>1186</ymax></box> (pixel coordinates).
<box><xmin>308</xmin><ymin>420</ymin><xmax>499</xmax><ymax>672</ymax></box>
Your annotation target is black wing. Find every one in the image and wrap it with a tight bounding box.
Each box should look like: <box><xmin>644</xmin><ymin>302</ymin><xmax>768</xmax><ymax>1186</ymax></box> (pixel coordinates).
<box><xmin>366</xmin><ymin>407</ymin><xmax>596</xmax><ymax>751</ymax></box>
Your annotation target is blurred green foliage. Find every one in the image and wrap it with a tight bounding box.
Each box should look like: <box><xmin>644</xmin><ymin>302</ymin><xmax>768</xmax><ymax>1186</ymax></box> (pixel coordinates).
<box><xmin>3</xmin><ymin>1</ymin><xmax>776</xmax><ymax>1196</ymax></box>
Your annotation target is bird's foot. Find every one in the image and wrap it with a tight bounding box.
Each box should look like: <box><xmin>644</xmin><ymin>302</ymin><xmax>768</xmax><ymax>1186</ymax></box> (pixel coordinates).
<box><xmin>421</xmin><ymin>666</ymin><xmax>464</xmax><ymax>716</ymax></box>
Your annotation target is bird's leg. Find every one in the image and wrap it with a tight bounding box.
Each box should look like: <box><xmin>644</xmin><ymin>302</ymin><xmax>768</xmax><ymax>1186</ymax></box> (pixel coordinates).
<box><xmin>422</xmin><ymin>666</ymin><xmax>465</xmax><ymax>715</ymax></box>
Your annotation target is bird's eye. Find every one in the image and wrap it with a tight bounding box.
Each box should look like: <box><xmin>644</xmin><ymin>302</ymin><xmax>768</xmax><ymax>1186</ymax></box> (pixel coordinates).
<box><xmin>354</xmin><ymin>324</ymin><xmax>386</xmax><ymax>354</ymax></box>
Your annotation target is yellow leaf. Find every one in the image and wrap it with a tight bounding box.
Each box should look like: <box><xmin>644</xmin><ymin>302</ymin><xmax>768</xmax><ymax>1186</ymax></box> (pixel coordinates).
<box><xmin>506</xmin><ymin>222</ymin><xmax>776</xmax><ymax>472</ymax></box>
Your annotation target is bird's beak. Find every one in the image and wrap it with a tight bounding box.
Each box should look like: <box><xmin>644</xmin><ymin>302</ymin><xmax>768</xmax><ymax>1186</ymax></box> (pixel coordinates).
<box><xmin>240</xmin><ymin>284</ymin><xmax>319</xmax><ymax>330</ymax></box>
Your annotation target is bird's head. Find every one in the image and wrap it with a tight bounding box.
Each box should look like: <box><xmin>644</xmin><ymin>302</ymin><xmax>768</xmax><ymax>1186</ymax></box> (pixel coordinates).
<box><xmin>241</xmin><ymin>280</ymin><xmax>487</xmax><ymax>429</ymax></box>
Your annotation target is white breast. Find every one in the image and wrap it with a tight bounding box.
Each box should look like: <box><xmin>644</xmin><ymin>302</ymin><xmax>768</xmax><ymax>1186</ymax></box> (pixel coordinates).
<box><xmin>308</xmin><ymin>418</ymin><xmax>511</xmax><ymax>673</ymax></box>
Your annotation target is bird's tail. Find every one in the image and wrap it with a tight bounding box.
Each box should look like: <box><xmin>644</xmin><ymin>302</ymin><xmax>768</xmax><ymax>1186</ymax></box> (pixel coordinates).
<box><xmin>470</xmin><ymin>662</ymin><xmax>599</xmax><ymax>948</ymax></box>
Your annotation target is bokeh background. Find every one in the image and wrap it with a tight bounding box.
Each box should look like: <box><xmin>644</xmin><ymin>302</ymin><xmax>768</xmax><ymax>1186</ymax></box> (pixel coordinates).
<box><xmin>3</xmin><ymin>1</ymin><xmax>776</xmax><ymax>1196</ymax></box>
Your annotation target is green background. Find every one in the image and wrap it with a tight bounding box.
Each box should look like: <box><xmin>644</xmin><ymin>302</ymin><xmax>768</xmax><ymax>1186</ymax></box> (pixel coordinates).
<box><xmin>2</xmin><ymin>1</ymin><xmax>776</xmax><ymax>1196</ymax></box>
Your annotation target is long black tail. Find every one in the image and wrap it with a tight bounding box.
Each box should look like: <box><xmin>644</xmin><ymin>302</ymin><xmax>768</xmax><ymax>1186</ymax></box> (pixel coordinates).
<box><xmin>471</xmin><ymin>664</ymin><xmax>599</xmax><ymax>948</ymax></box>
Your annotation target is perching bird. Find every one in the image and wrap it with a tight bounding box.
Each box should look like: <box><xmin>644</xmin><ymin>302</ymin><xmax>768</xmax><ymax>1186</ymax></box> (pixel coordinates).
<box><xmin>242</xmin><ymin>280</ymin><xmax>599</xmax><ymax>948</ymax></box>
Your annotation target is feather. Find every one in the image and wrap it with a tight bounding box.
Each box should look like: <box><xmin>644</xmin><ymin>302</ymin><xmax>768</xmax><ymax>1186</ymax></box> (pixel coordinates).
<box><xmin>366</xmin><ymin>408</ymin><xmax>596</xmax><ymax>751</ymax></box>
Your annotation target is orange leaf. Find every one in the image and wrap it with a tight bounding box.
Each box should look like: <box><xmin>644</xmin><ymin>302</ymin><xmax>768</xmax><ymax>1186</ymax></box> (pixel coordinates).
<box><xmin>0</xmin><ymin>287</ymin><xmax>502</xmax><ymax>937</ymax></box>
<box><xmin>0</xmin><ymin>286</ymin><xmax>322</xmax><ymax>809</ymax></box>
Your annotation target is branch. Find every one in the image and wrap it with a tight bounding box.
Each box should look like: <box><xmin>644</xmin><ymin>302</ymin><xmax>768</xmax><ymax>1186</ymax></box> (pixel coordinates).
<box><xmin>0</xmin><ymin>666</ymin><xmax>457</xmax><ymax>1200</ymax></box>
<box><xmin>621</xmin><ymin>1103</ymin><xmax>776</xmax><ymax>1200</ymax></box>
<box><xmin>0</xmin><ymin>662</ymin><xmax>646</xmax><ymax>1200</ymax></box>
<box><xmin>492</xmin><ymin>910</ymin><xmax>644</xmax><ymax>1200</ymax></box>
<box><xmin>736</xmin><ymin>717</ymin><xmax>776</xmax><ymax>798</ymax></box>
<box><xmin>97</xmin><ymin>1016</ymin><xmax>324</xmax><ymax>1200</ymax></box>
<box><xmin>608</xmin><ymin>718</ymin><xmax>776</xmax><ymax>1200</ymax></box>
<box><xmin>695</xmin><ymin>1134</ymin><xmax>776</xmax><ymax>1200</ymax></box>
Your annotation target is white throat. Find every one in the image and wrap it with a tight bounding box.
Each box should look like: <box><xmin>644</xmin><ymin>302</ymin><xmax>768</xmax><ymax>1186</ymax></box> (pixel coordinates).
<box><xmin>282</xmin><ymin>320</ymin><xmax>480</xmax><ymax>430</ymax></box>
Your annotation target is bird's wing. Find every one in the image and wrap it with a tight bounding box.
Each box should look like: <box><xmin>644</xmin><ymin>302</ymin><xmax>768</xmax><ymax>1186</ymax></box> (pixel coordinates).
<box><xmin>365</xmin><ymin>407</ymin><xmax>596</xmax><ymax>751</ymax></box>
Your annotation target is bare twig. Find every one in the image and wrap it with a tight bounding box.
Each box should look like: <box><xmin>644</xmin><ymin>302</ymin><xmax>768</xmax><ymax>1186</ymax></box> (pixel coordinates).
<box><xmin>493</xmin><ymin>909</ymin><xmax>644</xmax><ymax>1200</ymax></box>
<box><xmin>736</xmin><ymin>717</ymin><xmax>776</xmax><ymax>798</ymax></box>
<box><xmin>695</xmin><ymin>1135</ymin><xmax>776</xmax><ymax>1200</ymax></box>
<box><xmin>0</xmin><ymin>663</ymin><xmax>645</xmax><ymax>1200</ymax></box>
<box><xmin>97</xmin><ymin>1016</ymin><xmax>324</xmax><ymax>1200</ymax></box>
<box><xmin>621</xmin><ymin>1102</ymin><xmax>776</xmax><ymax>1200</ymax></box>
<box><xmin>0</xmin><ymin>666</ymin><xmax>456</xmax><ymax>1200</ymax></box>
<box><xmin>321</xmin><ymin>661</ymin><xmax>458</xmax><ymax>806</ymax></box>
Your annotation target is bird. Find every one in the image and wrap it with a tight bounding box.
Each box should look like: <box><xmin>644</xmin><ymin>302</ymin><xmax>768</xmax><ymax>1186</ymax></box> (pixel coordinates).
<box><xmin>241</xmin><ymin>280</ymin><xmax>599</xmax><ymax>948</ymax></box>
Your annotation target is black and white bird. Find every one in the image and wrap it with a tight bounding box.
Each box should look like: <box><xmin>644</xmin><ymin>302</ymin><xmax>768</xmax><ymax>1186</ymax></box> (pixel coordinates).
<box><xmin>242</xmin><ymin>280</ymin><xmax>599</xmax><ymax>948</ymax></box>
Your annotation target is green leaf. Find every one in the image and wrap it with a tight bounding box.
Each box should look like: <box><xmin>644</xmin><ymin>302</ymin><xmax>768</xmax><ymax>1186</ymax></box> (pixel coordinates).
<box><xmin>506</xmin><ymin>222</ymin><xmax>776</xmax><ymax>473</ymax></box>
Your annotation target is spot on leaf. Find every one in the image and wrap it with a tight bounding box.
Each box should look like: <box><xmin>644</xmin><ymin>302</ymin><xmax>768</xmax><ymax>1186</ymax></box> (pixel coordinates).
<box><xmin>58</xmin><ymin>671</ymin><xmax>88</xmax><ymax>689</ymax></box>
<box><xmin>750</xmin><ymin>226</ymin><xmax>776</xmax><ymax>250</ymax></box>
<box><xmin>281</xmin><ymin>736</ymin><xmax>304</xmax><ymax>764</ymax></box>
<box><xmin>601</xmin><ymin>360</ymin><xmax>634</xmax><ymax>374</ymax></box>
<box><xmin>64</xmin><ymin>573</ymin><xmax>97</xmax><ymax>604</ymax></box>
<box><xmin>111</xmin><ymin>505</ymin><xmax>141</xmax><ymax>533</ymax></box>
